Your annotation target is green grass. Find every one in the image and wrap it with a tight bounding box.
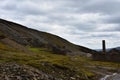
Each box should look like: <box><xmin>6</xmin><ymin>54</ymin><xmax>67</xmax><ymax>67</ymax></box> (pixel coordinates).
<box><xmin>0</xmin><ymin>47</ymin><xmax>120</xmax><ymax>79</ymax></box>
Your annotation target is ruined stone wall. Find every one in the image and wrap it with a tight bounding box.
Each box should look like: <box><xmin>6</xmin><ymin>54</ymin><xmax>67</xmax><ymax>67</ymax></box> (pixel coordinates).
<box><xmin>92</xmin><ymin>53</ymin><xmax>120</xmax><ymax>62</ymax></box>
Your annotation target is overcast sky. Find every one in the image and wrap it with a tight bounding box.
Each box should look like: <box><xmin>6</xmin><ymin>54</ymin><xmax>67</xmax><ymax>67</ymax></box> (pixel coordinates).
<box><xmin>0</xmin><ymin>0</ymin><xmax>120</xmax><ymax>49</ymax></box>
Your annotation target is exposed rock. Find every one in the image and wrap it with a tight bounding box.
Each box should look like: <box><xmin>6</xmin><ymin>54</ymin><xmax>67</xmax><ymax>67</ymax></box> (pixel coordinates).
<box><xmin>0</xmin><ymin>63</ymin><xmax>56</xmax><ymax>80</ymax></box>
<box><xmin>100</xmin><ymin>73</ymin><xmax>120</xmax><ymax>80</ymax></box>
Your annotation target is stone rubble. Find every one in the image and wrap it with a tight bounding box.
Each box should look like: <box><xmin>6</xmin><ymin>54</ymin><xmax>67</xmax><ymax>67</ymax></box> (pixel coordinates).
<box><xmin>0</xmin><ymin>63</ymin><xmax>56</xmax><ymax>80</ymax></box>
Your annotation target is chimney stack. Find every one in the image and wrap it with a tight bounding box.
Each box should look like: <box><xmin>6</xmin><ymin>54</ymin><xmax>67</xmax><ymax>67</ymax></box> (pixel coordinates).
<box><xmin>102</xmin><ymin>40</ymin><xmax>106</xmax><ymax>54</ymax></box>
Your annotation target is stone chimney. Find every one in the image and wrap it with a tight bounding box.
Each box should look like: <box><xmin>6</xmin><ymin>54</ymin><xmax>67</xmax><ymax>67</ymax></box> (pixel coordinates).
<box><xmin>102</xmin><ymin>40</ymin><xmax>106</xmax><ymax>54</ymax></box>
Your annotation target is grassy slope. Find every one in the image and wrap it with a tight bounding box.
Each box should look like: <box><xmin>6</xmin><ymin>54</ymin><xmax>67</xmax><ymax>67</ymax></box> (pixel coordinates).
<box><xmin>0</xmin><ymin>42</ymin><xmax>120</xmax><ymax>79</ymax></box>
<box><xmin>0</xmin><ymin>42</ymin><xmax>120</xmax><ymax>80</ymax></box>
<box><xmin>0</xmin><ymin>19</ymin><xmax>94</xmax><ymax>55</ymax></box>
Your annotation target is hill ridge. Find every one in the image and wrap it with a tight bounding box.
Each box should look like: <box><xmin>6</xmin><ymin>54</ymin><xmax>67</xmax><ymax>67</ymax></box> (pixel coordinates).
<box><xmin>0</xmin><ymin>18</ymin><xmax>95</xmax><ymax>55</ymax></box>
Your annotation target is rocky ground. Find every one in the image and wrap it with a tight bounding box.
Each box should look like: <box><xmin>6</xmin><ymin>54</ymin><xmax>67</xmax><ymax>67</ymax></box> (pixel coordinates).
<box><xmin>0</xmin><ymin>62</ymin><xmax>118</xmax><ymax>80</ymax></box>
<box><xmin>0</xmin><ymin>63</ymin><xmax>57</xmax><ymax>80</ymax></box>
<box><xmin>100</xmin><ymin>73</ymin><xmax>120</xmax><ymax>80</ymax></box>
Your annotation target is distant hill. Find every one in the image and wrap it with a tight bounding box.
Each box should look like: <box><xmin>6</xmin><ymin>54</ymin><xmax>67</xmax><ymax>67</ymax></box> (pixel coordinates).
<box><xmin>0</xmin><ymin>18</ymin><xmax>96</xmax><ymax>55</ymax></box>
<box><xmin>116</xmin><ymin>47</ymin><xmax>120</xmax><ymax>50</ymax></box>
<box><xmin>108</xmin><ymin>47</ymin><xmax>120</xmax><ymax>54</ymax></box>
<box><xmin>95</xmin><ymin>49</ymin><xmax>111</xmax><ymax>52</ymax></box>
<box><xmin>95</xmin><ymin>47</ymin><xmax>120</xmax><ymax>54</ymax></box>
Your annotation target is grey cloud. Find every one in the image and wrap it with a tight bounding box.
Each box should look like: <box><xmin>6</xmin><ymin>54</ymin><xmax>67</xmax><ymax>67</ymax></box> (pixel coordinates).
<box><xmin>103</xmin><ymin>27</ymin><xmax>120</xmax><ymax>32</ymax></box>
<box><xmin>1</xmin><ymin>3</ymin><xmax>17</xmax><ymax>10</ymax></box>
<box><xmin>1</xmin><ymin>0</ymin><xmax>47</xmax><ymax>15</ymax></box>
<box><xmin>80</xmin><ymin>0</ymin><xmax>120</xmax><ymax>14</ymax></box>
<box><xmin>104</xmin><ymin>15</ymin><xmax>120</xmax><ymax>24</ymax></box>
<box><xmin>0</xmin><ymin>0</ymin><xmax>119</xmax><ymax>49</ymax></box>
<box><xmin>91</xmin><ymin>34</ymin><xmax>117</xmax><ymax>38</ymax></box>
<box><xmin>113</xmin><ymin>26</ymin><xmax>120</xmax><ymax>31</ymax></box>
<box><xmin>64</xmin><ymin>31</ymin><xmax>120</xmax><ymax>41</ymax></box>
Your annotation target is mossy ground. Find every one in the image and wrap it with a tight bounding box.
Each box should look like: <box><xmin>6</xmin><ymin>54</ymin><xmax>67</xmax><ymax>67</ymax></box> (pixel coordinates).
<box><xmin>0</xmin><ymin>46</ymin><xmax>120</xmax><ymax>79</ymax></box>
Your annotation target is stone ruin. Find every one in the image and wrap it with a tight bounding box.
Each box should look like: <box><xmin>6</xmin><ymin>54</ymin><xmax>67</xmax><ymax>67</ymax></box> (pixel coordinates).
<box><xmin>92</xmin><ymin>40</ymin><xmax>120</xmax><ymax>62</ymax></box>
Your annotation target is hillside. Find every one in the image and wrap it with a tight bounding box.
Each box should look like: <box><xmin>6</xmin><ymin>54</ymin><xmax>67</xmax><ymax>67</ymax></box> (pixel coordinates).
<box><xmin>108</xmin><ymin>47</ymin><xmax>120</xmax><ymax>54</ymax></box>
<box><xmin>116</xmin><ymin>47</ymin><xmax>120</xmax><ymax>50</ymax></box>
<box><xmin>0</xmin><ymin>19</ymin><xmax>95</xmax><ymax>55</ymax></box>
<box><xmin>0</xmin><ymin>41</ymin><xmax>120</xmax><ymax>80</ymax></box>
<box><xmin>0</xmin><ymin>18</ymin><xmax>120</xmax><ymax>80</ymax></box>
